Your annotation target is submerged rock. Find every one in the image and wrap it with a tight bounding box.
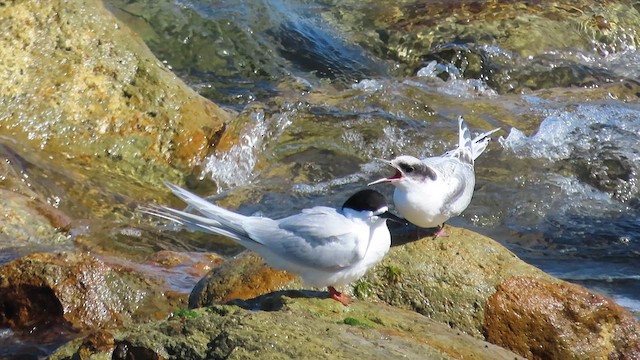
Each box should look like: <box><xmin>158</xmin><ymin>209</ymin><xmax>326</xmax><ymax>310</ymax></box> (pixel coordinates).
<box><xmin>320</xmin><ymin>0</ymin><xmax>640</xmax><ymax>92</ymax></box>
<box><xmin>50</xmin><ymin>293</ymin><xmax>524</xmax><ymax>360</ymax></box>
<box><xmin>0</xmin><ymin>189</ymin><xmax>70</xmax><ymax>251</ymax></box>
<box><xmin>0</xmin><ymin>252</ymin><xmax>185</xmax><ymax>330</ymax></box>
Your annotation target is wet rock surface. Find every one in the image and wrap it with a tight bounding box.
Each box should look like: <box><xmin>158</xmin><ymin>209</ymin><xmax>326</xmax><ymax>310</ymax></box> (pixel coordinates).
<box><xmin>0</xmin><ymin>0</ymin><xmax>230</xmax><ymax>189</ymax></box>
<box><xmin>0</xmin><ymin>252</ymin><xmax>185</xmax><ymax>330</ymax></box>
<box><xmin>484</xmin><ymin>276</ymin><xmax>640</xmax><ymax>359</ymax></box>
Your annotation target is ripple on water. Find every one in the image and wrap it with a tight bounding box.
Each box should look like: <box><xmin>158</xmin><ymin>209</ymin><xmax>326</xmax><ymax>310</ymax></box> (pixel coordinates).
<box><xmin>500</xmin><ymin>101</ymin><xmax>640</xmax><ymax>202</ymax></box>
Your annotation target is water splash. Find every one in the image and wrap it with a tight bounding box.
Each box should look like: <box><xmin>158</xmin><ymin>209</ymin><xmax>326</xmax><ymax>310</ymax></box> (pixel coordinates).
<box><xmin>502</xmin><ymin>101</ymin><xmax>640</xmax><ymax>159</ymax></box>
<box><xmin>351</xmin><ymin>79</ymin><xmax>385</xmax><ymax>92</ymax></box>
<box><xmin>202</xmin><ymin>109</ymin><xmax>293</xmax><ymax>191</ymax></box>
<box><xmin>412</xmin><ymin>60</ymin><xmax>497</xmax><ymax>98</ymax></box>
<box><xmin>501</xmin><ymin>102</ymin><xmax>640</xmax><ymax>202</ymax></box>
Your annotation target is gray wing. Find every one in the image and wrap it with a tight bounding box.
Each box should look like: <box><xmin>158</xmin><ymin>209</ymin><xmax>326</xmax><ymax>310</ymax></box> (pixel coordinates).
<box><xmin>424</xmin><ymin>157</ymin><xmax>473</xmax><ymax>212</ymax></box>
<box><xmin>242</xmin><ymin>207</ymin><xmax>368</xmax><ymax>271</ymax></box>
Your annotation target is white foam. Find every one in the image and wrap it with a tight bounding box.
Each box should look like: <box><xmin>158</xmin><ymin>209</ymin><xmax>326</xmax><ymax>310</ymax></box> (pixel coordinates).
<box><xmin>352</xmin><ymin>79</ymin><xmax>384</xmax><ymax>92</ymax></box>
<box><xmin>614</xmin><ymin>295</ymin><xmax>640</xmax><ymax>313</ymax></box>
<box><xmin>413</xmin><ymin>60</ymin><xmax>497</xmax><ymax>98</ymax></box>
<box><xmin>500</xmin><ymin>102</ymin><xmax>640</xmax><ymax>161</ymax></box>
<box><xmin>202</xmin><ymin>109</ymin><xmax>292</xmax><ymax>191</ymax></box>
<box><xmin>416</xmin><ymin>61</ymin><xmax>438</xmax><ymax>78</ymax></box>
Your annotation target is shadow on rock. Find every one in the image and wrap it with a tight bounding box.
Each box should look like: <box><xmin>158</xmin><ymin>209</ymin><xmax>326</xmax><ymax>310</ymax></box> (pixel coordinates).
<box><xmin>227</xmin><ymin>289</ymin><xmax>329</xmax><ymax>312</ymax></box>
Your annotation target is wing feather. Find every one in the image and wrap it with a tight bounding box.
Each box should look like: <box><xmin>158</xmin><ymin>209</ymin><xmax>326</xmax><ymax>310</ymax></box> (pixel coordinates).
<box><xmin>242</xmin><ymin>207</ymin><xmax>367</xmax><ymax>271</ymax></box>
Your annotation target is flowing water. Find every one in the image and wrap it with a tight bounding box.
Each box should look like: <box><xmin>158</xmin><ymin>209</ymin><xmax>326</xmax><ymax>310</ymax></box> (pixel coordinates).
<box><xmin>107</xmin><ymin>0</ymin><xmax>640</xmax><ymax>314</ymax></box>
<box><xmin>3</xmin><ymin>0</ymin><xmax>640</xmax><ymax>357</ymax></box>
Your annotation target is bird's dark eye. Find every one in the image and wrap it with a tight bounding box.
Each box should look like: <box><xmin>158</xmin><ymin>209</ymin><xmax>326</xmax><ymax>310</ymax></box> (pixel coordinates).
<box><xmin>401</xmin><ymin>164</ymin><xmax>415</xmax><ymax>173</ymax></box>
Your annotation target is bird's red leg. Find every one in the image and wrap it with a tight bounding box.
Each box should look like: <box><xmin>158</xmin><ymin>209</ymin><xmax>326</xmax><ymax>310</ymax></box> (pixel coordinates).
<box><xmin>328</xmin><ymin>286</ymin><xmax>351</xmax><ymax>306</ymax></box>
<box><xmin>433</xmin><ymin>224</ymin><xmax>449</xmax><ymax>238</ymax></box>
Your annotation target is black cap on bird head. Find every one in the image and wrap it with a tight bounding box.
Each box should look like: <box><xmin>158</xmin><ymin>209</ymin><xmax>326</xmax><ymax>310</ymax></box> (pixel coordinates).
<box><xmin>342</xmin><ymin>189</ymin><xmax>388</xmax><ymax>212</ymax></box>
<box><xmin>342</xmin><ymin>190</ymin><xmax>407</xmax><ymax>224</ymax></box>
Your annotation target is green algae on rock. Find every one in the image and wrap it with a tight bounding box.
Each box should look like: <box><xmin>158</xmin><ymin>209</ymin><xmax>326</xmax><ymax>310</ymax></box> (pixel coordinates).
<box><xmin>0</xmin><ymin>0</ymin><xmax>230</xmax><ymax>189</ymax></box>
<box><xmin>357</xmin><ymin>225</ymin><xmax>555</xmax><ymax>338</ymax></box>
<box><xmin>185</xmin><ymin>224</ymin><xmax>640</xmax><ymax>358</ymax></box>
<box><xmin>50</xmin><ymin>293</ymin><xmax>525</xmax><ymax>360</ymax></box>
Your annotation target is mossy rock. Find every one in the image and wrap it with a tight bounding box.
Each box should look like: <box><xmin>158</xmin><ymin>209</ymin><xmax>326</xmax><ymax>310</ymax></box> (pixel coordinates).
<box><xmin>51</xmin><ymin>292</ymin><xmax>524</xmax><ymax>360</ymax></box>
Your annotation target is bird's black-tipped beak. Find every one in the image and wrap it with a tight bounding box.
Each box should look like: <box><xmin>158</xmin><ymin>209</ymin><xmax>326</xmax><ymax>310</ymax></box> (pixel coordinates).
<box><xmin>379</xmin><ymin>211</ymin><xmax>408</xmax><ymax>225</ymax></box>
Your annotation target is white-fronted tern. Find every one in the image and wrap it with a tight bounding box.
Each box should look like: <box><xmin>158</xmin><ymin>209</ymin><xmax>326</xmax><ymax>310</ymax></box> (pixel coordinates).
<box><xmin>369</xmin><ymin>116</ymin><xmax>499</xmax><ymax>237</ymax></box>
<box><xmin>142</xmin><ymin>183</ymin><xmax>403</xmax><ymax>305</ymax></box>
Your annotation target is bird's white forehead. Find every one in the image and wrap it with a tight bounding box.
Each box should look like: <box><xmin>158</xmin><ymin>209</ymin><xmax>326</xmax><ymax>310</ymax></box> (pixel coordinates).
<box><xmin>391</xmin><ymin>155</ymin><xmax>422</xmax><ymax>166</ymax></box>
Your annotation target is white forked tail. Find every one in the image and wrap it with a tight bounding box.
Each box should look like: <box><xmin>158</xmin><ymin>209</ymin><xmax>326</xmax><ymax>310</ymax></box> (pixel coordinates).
<box><xmin>444</xmin><ymin>116</ymin><xmax>500</xmax><ymax>163</ymax></box>
<box><xmin>139</xmin><ymin>182</ymin><xmax>261</xmax><ymax>246</ymax></box>
<box><xmin>457</xmin><ymin>116</ymin><xmax>474</xmax><ymax>164</ymax></box>
<box><xmin>163</xmin><ymin>182</ymin><xmax>248</xmax><ymax>236</ymax></box>
<box><xmin>470</xmin><ymin>127</ymin><xmax>501</xmax><ymax>160</ymax></box>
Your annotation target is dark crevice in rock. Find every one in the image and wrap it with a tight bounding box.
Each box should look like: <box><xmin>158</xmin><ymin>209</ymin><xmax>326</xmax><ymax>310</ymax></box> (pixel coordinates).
<box><xmin>0</xmin><ymin>285</ymin><xmax>64</xmax><ymax>329</ymax></box>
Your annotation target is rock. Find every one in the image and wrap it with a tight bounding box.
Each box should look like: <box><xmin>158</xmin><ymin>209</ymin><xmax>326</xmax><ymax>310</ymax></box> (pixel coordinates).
<box><xmin>50</xmin><ymin>292</ymin><xmax>525</xmax><ymax>360</ymax></box>
<box><xmin>0</xmin><ymin>252</ymin><xmax>185</xmax><ymax>330</ymax></box>
<box><xmin>484</xmin><ymin>276</ymin><xmax>640</xmax><ymax>359</ymax></box>
<box><xmin>190</xmin><ymin>226</ymin><xmax>552</xmax><ymax>336</ymax></box>
<box><xmin>0</xmin><ymin>0</ymin><xmax>230</xmax><ymax>188</ymax></box>
<box><xmin>358</xmin><ymin>226</ymin><xmax>555</xmax><ymax>338</ymax></box>
<box><xmin>0</xmin><ymin>0</ymin><xmax>235</xmax><ymax>267</ymax></box>
<box><xmin>0</xmin><ymin>189</ymin><xmax>70</xmax><ymax>250</ymax></box>
<box><xmin>189</xmin><ymin>251</ymin><xmax>298</xmax><ymax>308</ymax></box>
<box><xmin>186</xmin><ymin>225</ymin><xmax>640</xmax><ymax>358</ymax></box>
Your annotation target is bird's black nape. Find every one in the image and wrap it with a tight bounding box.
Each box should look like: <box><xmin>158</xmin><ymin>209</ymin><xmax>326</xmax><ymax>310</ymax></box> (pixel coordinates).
<box><xmin>342</xmin><ymin>189</ymin><xmax>388</xmax><ymax>212</ymax></box>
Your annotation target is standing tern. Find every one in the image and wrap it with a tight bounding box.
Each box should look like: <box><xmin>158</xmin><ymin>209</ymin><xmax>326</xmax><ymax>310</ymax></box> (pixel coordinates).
<box><xmin>142</xmin><ymin>183</ymin><xmax>403</xmax><ymax>305</ymax></box>
<box><xmin>369</xmin><ymin>116</ymin><xmax>499</xmax><ymax>237</ymax></box>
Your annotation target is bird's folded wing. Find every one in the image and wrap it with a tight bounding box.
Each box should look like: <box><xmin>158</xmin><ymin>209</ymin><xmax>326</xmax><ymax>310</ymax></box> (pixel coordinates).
<box><xmin>243</xmin><ymin>207</ymin><xmax>367</xmax><ymax>271</ymax></box>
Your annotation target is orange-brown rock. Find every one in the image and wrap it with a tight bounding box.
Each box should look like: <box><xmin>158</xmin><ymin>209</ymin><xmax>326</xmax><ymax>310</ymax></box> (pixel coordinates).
<box><xmin>483</xmin><ymin>276</ymin><xmax>640</xmax><ymax>359</ymax></box>
<box><xmin>0</xmin><ymin>252</ymin><xmax>185</xmax><ymax>330</ymax></box>
<box><xmin>75</xmin><ymin>330</ymin><xmax>116</xmax><ymax>360</ymax></box>
<box><xmin>188</xmin><ymin>251</ymin><xmax>298</xmax><ymax>308</ymax></box>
